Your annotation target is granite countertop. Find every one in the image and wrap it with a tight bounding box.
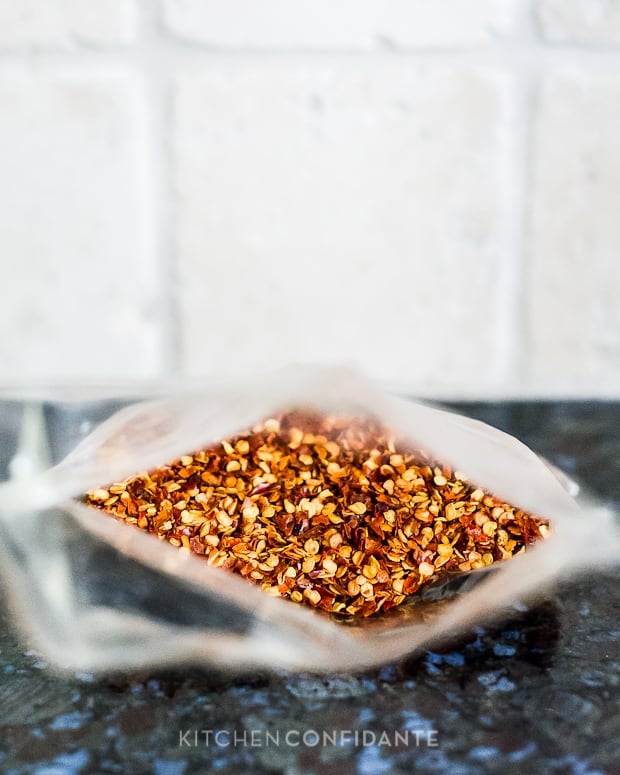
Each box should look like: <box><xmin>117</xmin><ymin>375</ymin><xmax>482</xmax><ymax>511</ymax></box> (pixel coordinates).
<box><xmin>0</xmin><ymin>400</ymin><xmax>618</xmax><ymax>775</ymax></box>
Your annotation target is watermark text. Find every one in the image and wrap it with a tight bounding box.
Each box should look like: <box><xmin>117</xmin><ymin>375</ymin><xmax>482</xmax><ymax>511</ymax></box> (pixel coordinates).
<box><xmin>179</xmin><ymin>727</ymin><xmax>438</xmax><ymax>749</ymax></box>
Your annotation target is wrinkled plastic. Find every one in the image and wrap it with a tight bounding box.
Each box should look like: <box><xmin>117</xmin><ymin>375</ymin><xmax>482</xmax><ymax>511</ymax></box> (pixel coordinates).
<box><xmin>0</xmin><ymin>366</ymin><xmax>618</xmax><ymax>673</ymax></box>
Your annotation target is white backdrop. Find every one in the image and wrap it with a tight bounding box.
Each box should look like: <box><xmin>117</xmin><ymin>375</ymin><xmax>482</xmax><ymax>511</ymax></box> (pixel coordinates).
<box><xmin>1</xmin><ymin>0</ymin><xmax>619</xmax><ymax>397</ymax></box>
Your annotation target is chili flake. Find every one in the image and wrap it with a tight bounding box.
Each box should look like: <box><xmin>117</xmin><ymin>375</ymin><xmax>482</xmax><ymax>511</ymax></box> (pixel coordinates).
<box><xmin>85</xmin><ymin>411</ymin><xmax>549</xmax><ymax>617</ymax></box>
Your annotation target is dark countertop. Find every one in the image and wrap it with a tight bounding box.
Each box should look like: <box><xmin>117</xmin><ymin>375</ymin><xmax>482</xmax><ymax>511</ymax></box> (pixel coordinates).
<box><xmin>0</xmin><ymin>400</ymin><xmax>618</xmax><ymax>775</ymax></box>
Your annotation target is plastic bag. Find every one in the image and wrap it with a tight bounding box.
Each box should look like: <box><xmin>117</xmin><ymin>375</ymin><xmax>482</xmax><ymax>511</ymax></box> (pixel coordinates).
<box><xmin>0</xmin><ymin>366</ymin><xmax>618</xmax><ymax>673</ymax></box>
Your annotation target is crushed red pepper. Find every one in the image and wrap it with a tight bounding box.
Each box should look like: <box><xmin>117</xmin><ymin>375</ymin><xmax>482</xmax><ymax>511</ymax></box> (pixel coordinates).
<box><xmin>85</xmin><ymin>410</ymin><xmax>550</xmax><ymax>617</ymax></box>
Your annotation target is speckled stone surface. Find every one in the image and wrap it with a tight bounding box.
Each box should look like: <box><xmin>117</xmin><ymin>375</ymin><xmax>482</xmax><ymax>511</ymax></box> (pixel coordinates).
<box><xmin>0</xmin><ymin>400</ymin><xmax>618</xmax><ymax>775</ymax></box>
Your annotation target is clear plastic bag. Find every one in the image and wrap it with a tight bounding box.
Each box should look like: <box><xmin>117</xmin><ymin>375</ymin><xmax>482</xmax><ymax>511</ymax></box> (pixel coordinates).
<box><xmin>0</xmin><ymin>366</ymin><xmax>618</xmax><ymax>673</ymax></box>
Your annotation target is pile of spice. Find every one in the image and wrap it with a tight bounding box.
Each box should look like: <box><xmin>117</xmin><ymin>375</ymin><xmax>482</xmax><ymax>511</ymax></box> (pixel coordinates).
<box><xmin>85</xmin><ymin>410</ymin><xmax>549</xmax><ymax>617</ymax></box>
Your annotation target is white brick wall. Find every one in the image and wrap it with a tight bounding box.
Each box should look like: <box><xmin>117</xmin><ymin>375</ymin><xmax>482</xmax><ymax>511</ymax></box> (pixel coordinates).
<box><xmin>175</xmin><ymin>66</ymin><xmax>508</xmax><ymax>389</ymax></box>
<box><xmin>537</xmin><ymin>0</ymin><xmax>620</xmax><ymax>44</ymax></box>
<box><xmin>0</xmin><ymin>73</ymin><xmax>160</xmax><ymax>380</ymax></box>
<box><xmin>528</xmin><ymin>71</ymin><xmax>620</xmax><ymax>391</ymax></box>
<box><xmin>0</xmin><ymin>1</ymin><xmax>619</xmax><ymax>396</ymax></box>
<box><xmin>163</xmin><ymin>0</ymin><xmax>514</xmax><ymax>48</ymax></box>
<box><xmin>0</xmin><ymin>0</ymin><xmax>136</xmax><ymax>49</ymax></box>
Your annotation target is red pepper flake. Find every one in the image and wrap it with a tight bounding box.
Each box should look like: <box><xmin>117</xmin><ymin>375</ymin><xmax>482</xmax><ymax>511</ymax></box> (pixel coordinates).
<box><xmin>85</xmin><ymin>410</ymin><xmax>549</xmax><ymax>618</ymax></box>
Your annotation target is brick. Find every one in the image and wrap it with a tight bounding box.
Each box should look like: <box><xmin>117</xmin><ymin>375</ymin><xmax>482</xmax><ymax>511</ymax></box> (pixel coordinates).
<box><xmin>163</xmin><ymin>0</ymin><xmax>513</xmax><ymax>49</ymax></box>
<box><xmin>537</xmin><ymin>0</ymin><xmax>620</xmax><ymax>44</ymax></box>
<box><xmin>0</xmin><ymin>74</ymin><xmax>160</xmax><ymax>380</ymax></box>
<box><xmin>0</xmin><ymin>0</ymin><xmax>136</xmax><ymax>50</ymax></box>
<box><xmin>174</xmin><ymin>66</ymin><xmax>509</xmax><ymax>390</ymax></box>
<box><xmin>527</xmin><ymin>72</ymin><xmax>620</xmax><ymax>392</ymax></box>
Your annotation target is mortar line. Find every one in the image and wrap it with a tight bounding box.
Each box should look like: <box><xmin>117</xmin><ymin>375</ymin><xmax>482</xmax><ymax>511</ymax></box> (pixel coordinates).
<box><xmin>5</xmin><ymin>41</ymin><xmax>620</xmax><ymax>66</ymax></box>
<box><xmin>505</xmin><ymin>0</ymin><xmax>540</xmax><ymax>392</ymax></box>
<box><xmin>136</xmin><ymin>0</ymin><xmax>181</xmax><ymax>378</ymax></box>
